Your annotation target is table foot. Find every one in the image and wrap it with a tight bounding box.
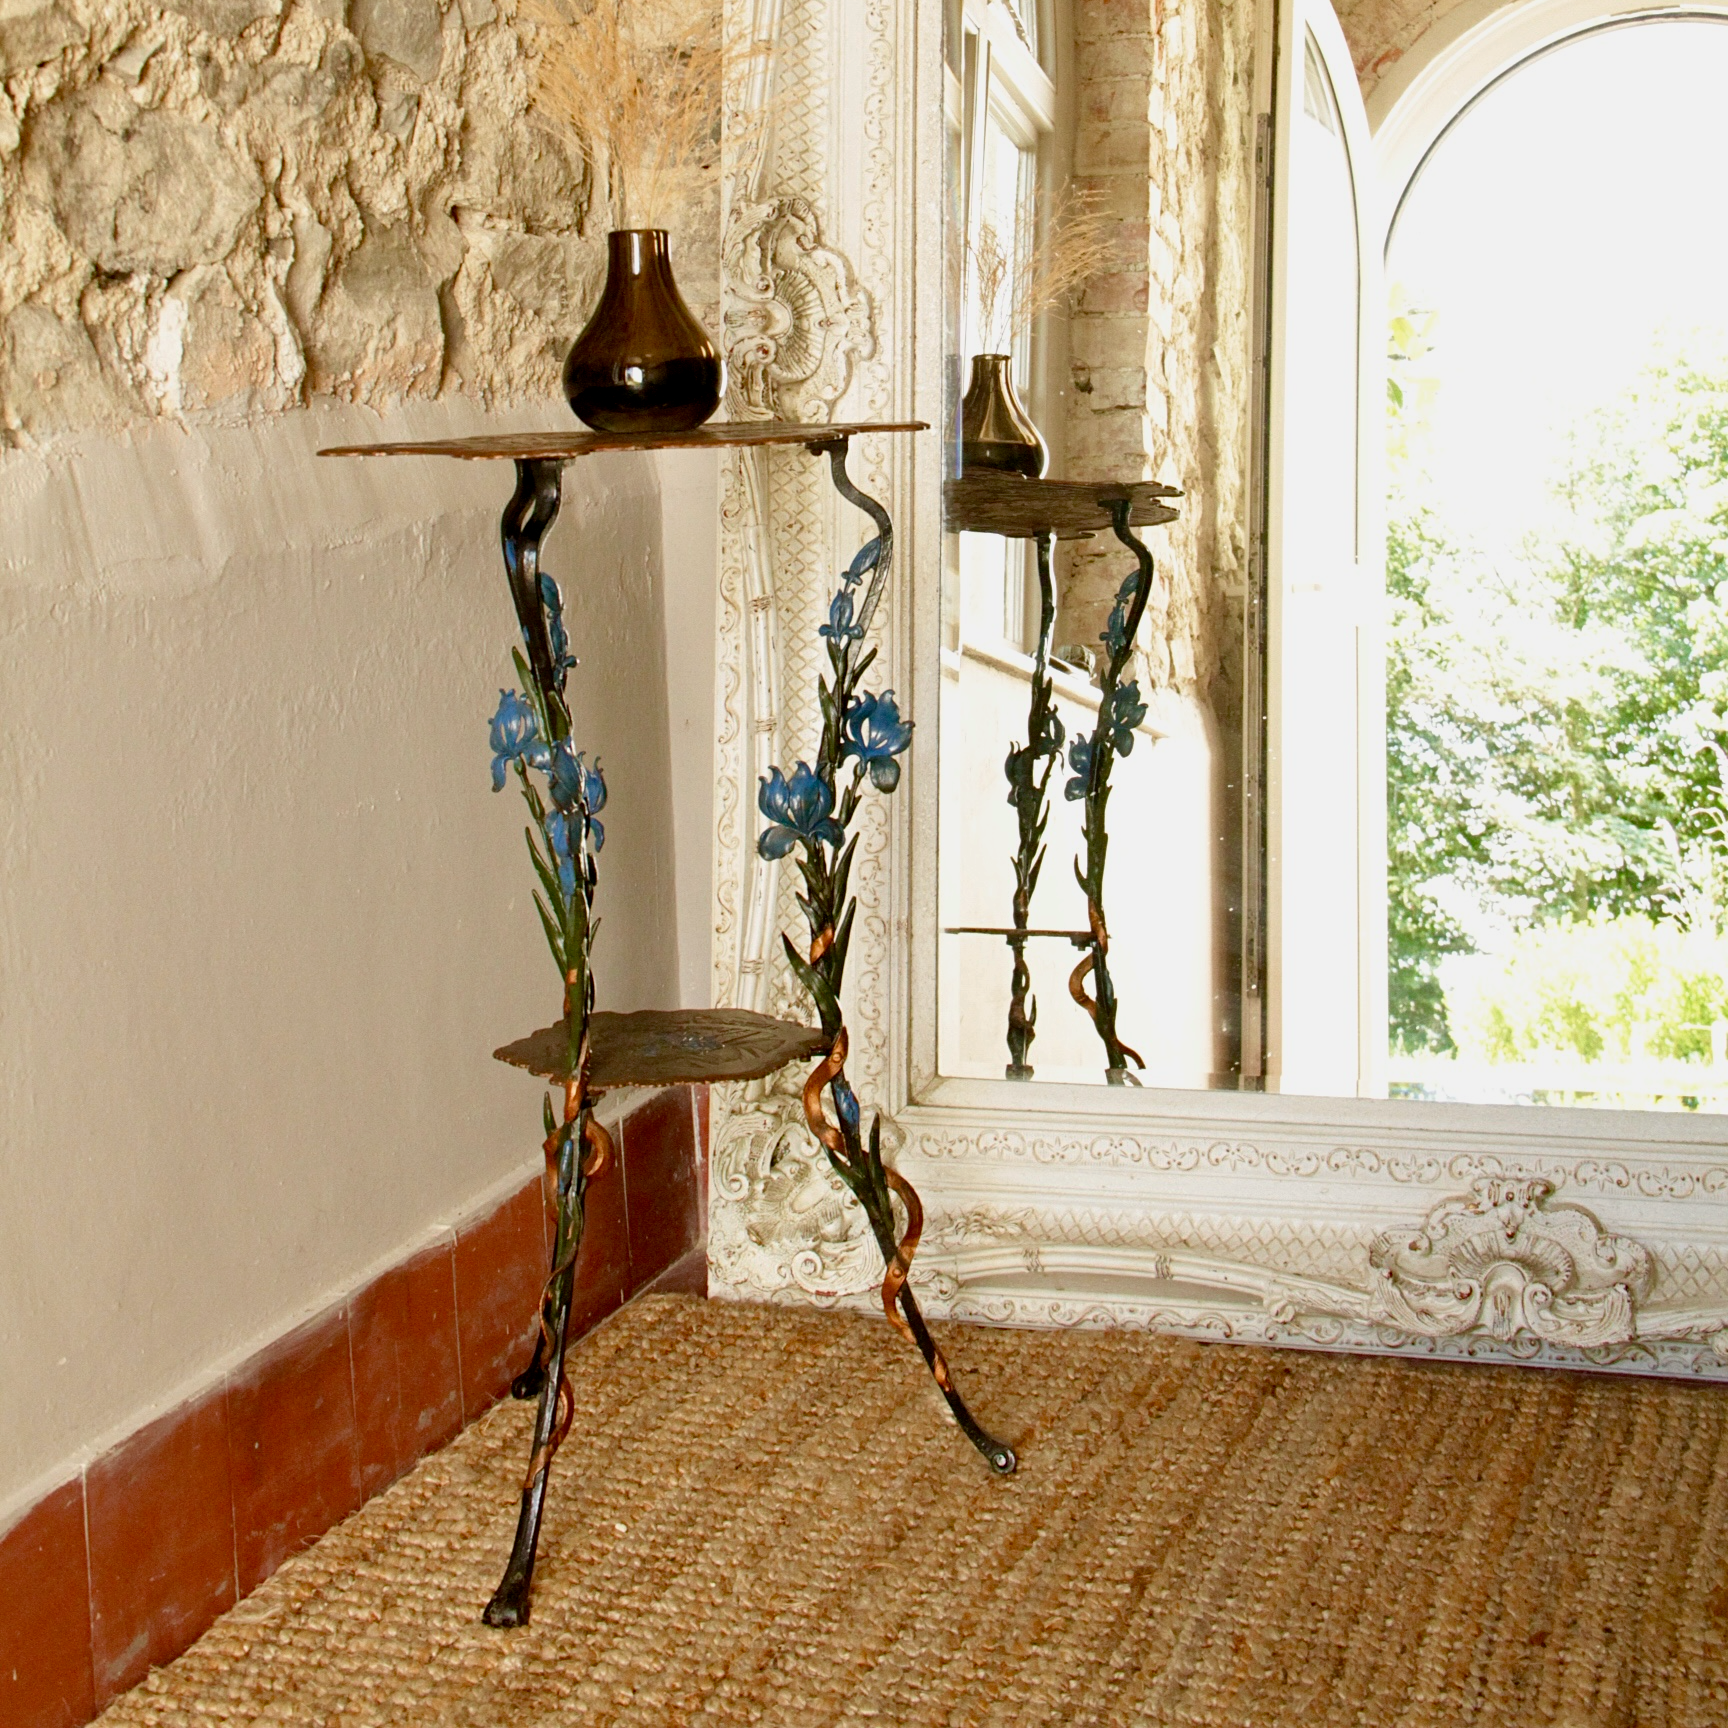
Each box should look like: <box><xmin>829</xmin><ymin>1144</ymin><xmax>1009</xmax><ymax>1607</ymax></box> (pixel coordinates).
<box><xmin>896</xmin><ymin>1280</ymin><xmax>1017</xmax><ymax>1475</ymax></box>
<box><xmin>806</xmin><ymin>1057</ymin><xmax>1018</xmax><ymax>1477</ymax></box>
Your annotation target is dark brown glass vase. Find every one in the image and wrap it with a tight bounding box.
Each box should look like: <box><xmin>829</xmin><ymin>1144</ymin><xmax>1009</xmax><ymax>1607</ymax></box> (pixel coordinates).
<box><xmin>562</xmin><ymin>229</ymin><xmax>722</xmax><ymax>433</ymax></box>
<box><xmin>960</xmin><ymin>352</ymin><xmax>1047</xmax><ymax>477</ymax></box>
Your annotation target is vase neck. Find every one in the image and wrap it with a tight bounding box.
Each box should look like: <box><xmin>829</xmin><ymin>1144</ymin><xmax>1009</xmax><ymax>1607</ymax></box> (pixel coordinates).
<box><xmin>609</xmin><ymin>229</ymin><xmax>671</xmax><ymax>276</ymax></box>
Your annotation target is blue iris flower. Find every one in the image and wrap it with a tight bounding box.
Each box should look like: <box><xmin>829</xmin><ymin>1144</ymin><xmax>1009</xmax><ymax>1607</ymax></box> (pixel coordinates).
<box><xmin>841</xmin><ymin>536</ymin><xmax>881</xmax><ymax>587</ymax></box>
<box><xmin>540</xmin><ymin>574</ymin><xmax>576</xmax><ymax>679</ymax></box>
<box><xmin>833</xmin><ymin>1078</ymin><xmax>861</xmax><ymax>1134</ymax></box>
<box><xmin>548</xmin><ymin>745</ymin><xmax>608</xmax><ymax>850</ymax></box>
<box><xmin>1106</xmin><ymin>681</ymin><xmax>1148</xmax><ymax>754</ymax></box>
<box><xmin>820</xmin><ymin>587</ymin><xmax>864</xmax><ymax>645</ymax></box>
<box><xmin>757</xmin><ymin>762</ymin><xmax>845</xmax><ymax>858</ymax></box>
<box><xmin>548</xmin><ymin>741</ymin><xmax>584</xmax><ymax>812</ymax></box>
<box><xmin>582</xmin><ymin>761</ymin><xmax>606</xmax><ymax>853</ymax></box>
<box><xmin>1101</xmin><ymin>572</ymin><xmax>1144</xmax><ymax>659</ymax></box>
<box><xmin>489</xmin><ymin>689</ymin><xmax>549</xmax><ymax>790</ymax></box>
<box><xmin>842</xmin><ymin>690</ymin><xmax>914</xmax><ymax>791</ymax></box>
<box><xmin>544</xmin><ymin>810</ymin><xmax>579</xmax><ymax>897</ymax></box>
<box><xmin>1064</xmin><ymin>735</ymin><xmax>1094</xmax><ymax>801</ymax></box>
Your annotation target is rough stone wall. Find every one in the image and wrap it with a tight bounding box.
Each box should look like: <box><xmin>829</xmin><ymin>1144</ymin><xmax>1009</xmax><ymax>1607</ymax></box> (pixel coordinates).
<box><xmin>1063</xmin><ymin>0</ymin><xmax>1253</xmax><ymax>709</ymax></box>
<box><xmin>0</xmin><ymin>0</ymin><xmax>719</xmax><ymax>440</ymax></box>
<box><xmin>1334</xmin><ymin>0</ymin><xmax>1510</xmax><ymax>99</ymax></box>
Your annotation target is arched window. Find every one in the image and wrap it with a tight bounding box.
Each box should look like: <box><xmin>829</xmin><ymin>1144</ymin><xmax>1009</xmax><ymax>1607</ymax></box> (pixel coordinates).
<box><xmin>1375</xmin><ymin>8</ymin><xmax>1728</xmax><ymax>1113</ymax></box>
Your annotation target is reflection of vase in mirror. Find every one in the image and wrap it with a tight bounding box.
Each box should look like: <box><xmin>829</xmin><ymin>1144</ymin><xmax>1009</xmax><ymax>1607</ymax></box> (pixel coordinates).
<box><xmin>563</xmin><ymin>229</ymin><xmax>722</xmax><ymax>433</ymax></box>
<box><xmin>960</xmin><ymin>353</ymin><xmax>1047</xmax><ymax>477</ymax></box>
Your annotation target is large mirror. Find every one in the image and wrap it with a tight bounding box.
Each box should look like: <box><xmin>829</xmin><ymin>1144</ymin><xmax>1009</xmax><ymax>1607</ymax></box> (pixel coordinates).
<box><xmin>711</xmin><ymin>0</ymin><xmax>1728</xmax><ymax>1376</ymax></box>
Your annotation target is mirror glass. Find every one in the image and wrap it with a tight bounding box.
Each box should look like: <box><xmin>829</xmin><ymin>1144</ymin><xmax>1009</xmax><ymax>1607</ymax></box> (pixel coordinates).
<box><xmin>933</xmin><ymin>4</ymin><xmax>1728</xmax><ymax>1116</ymax></box>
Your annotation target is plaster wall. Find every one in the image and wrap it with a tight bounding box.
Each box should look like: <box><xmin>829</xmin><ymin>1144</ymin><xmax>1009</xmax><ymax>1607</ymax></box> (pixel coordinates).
<box><xmin>0</xmin><ymin>399</ymin><xmax>696</xmax><ymax>1514</ymax></box>
<box><xmin>657</xmin><ymin>447</ymin><xmax>718</xmax><ymax>1011</ymax></box>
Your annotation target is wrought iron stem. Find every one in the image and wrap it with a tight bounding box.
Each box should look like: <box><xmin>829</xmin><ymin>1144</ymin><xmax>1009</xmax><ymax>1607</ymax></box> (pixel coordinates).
<box><xmin>768</xmin><ymin>435</ymin><xmax>1015</xmax><ymax>1476</ymax></box>
<box><xmin>1004</xmin><ymin>530</ymin><xmax>1059</xmax><ymax>1079</ymax></box>
<box><xmin>485</xmin><ymin>1097</ymin><xmax>583</xmax><ymax>1626</ymax></box>
<box><xmin>484</xmin><ymin>457</ymin><xmax>611</xmax><ymax>1625</ymax></box>
<box><xmin>852</xmin><ymin>1151</ymin><xmax>1013</xmax><ymax>1471</ymax></box>
<box><xmin>808</xmin><ymin>434</ymin><xmax>894</xmax><ymax>635</ymax></box>
<box><xmin>501</xmin><ymin>459</ymin><xmax>568</xmax><ymax>738</ymax></box>
<box><xmin>1072</xmin><ymin>498</ymin><xmax>1156</xmax><ymax>1083</ymax></box>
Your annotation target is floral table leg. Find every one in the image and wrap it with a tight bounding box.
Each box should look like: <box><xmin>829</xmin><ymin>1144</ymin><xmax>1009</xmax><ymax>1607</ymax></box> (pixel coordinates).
<box><xmin>1001</xmin><ymin>529</ymin><xmax>1062</xmax><ymax>1079</ymax></box>
<box><xmin>1064</xmin><ymin>497</ymin><xmax>1154</xmax><ymax>1085</ymax></box>
<box><xmin>760</xmin><ymin>435</ymin><xmax>1017</xmax><ymax>1475</ymax></box>
<box><xmin>482</xmin><ymin>458</ymin><xmax>613</xmax><ymax>1627</ymax></box>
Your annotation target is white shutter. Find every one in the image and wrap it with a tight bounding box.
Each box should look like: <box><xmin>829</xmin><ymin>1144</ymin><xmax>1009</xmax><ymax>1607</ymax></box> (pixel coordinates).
<box><xmin>1264</xmin><ymin>0</ymin><xmax>1386</xmax><ymax>1096</ymax></box>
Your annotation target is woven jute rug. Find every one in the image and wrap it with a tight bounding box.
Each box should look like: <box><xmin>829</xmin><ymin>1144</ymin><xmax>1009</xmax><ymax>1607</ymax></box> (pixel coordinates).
<box><xmin>97</xmin><ymin>1294</ymin><xmax>1728</xmax><ymax>1727</ymax></box>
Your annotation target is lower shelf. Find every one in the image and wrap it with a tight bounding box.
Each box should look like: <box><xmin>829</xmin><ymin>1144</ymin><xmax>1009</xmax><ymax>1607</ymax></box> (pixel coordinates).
<box><xmin>494</xmin><ymin>1007</ymin><xmax>829</xmax><ymax>1089</ymax></box>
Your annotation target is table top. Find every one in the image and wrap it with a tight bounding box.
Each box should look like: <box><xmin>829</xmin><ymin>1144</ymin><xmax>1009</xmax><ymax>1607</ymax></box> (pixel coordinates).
<box><xmin>944</xmin><ymin>473</ymin><xmax>1181</xmax><ymax>539</ymax></box>
<box><xmin>318</xmin><ymin>420</ymin><xmax>928</xmax><ymax>460</ymax></box>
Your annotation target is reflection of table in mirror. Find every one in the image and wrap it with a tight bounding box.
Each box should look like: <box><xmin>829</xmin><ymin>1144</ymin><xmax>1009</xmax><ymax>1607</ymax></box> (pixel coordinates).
<box><xmin>942</xmin><ymin>474</ymin><xmax>1182</xmax><ymax>1083</ymax></box>
<box><xmin>943</xmin><ymin>473</ymin><xmax>1180</xmax><ymax>540</ymax></box>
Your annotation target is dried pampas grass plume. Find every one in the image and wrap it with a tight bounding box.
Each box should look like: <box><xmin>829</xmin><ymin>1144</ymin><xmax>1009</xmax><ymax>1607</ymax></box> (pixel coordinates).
<box><xmin>969</xmin><ymin>187</ymin><xmax>1117</xmax><ymax>353</ymax></box>
<box><xmin>520</xmin><ymin>0</ymin><xmax>745</xmax><ymax>231</ymax></box>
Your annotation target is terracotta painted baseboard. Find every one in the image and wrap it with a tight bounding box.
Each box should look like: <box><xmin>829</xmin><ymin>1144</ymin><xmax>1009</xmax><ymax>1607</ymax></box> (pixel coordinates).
<box><xmin>0</xmin><ymin>1083</ymin><xmax>707</xmax><ymax>1728</ymax></box>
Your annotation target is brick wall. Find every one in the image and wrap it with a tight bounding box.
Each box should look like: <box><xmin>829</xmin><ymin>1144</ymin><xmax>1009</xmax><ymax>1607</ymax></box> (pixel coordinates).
<box><xmin>1064</xmin><ymin>0</ymin><xmax>1254</xmax><ymax>719</ymax></box>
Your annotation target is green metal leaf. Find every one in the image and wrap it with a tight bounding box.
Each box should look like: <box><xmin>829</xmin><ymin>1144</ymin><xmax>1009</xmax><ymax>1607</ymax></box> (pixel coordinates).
<box><xmin>830</xmin><ymin>833</ymin><xmax>860</xmax><ymax>914</ymax></box>
<box><xmin>783</xmin><ymin>931</ymin><xmax>842</xmax><ymax>1034</ymax></box>
<box><xmin>829</xmin><ymin>900</ymin><xmax>857</xmax><ymax>985</ymax></box>
<box><xmin>532</xmin><ymin>890</ymin><xmax>566</xmax><ymax>971</ymax></box>
<box><xmin>525</xmin><ymin>826</ymin><xmax>565</xmax><ymax>920</ymax></box>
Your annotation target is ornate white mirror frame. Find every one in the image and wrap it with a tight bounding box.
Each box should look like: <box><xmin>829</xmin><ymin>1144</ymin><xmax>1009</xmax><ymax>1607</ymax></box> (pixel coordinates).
<box><xmin>705</xmin><ymin>0</ymin><xmax>1728</xmax><ymax>1382</ymax></box>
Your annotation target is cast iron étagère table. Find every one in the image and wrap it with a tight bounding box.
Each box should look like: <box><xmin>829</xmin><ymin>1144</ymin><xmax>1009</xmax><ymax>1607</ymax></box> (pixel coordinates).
<box><xmin>321</xmin><ymin>421</ymin><xmax>1015</xmax><ymax>1628</ymax></box>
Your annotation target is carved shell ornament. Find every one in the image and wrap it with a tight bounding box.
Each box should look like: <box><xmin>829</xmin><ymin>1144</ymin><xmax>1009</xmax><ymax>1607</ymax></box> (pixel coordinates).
<box><xmin>711</xmin><ymin>1073</ymin><xmax>880</xmax><ymax>1298</ymax></box>
<box><xmin>723</xmin><ymin>195</ymin><xmax>876</xmax><ymax>421</ymax></box>
<box><xmin>1367</xmin><ymin>1177</ymin><xmax>1654</xmax><ymax>1348</ymax></box>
